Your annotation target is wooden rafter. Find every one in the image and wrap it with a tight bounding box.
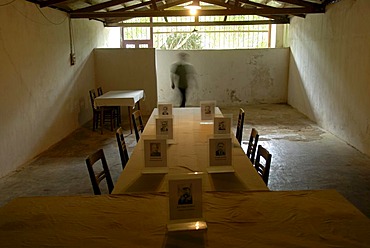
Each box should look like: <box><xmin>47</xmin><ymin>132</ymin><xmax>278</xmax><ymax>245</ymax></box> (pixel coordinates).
<box><xmin>151</xmin><ymin>0</ymin><xmax>159</xmax><ymax>10</ymax></box>
<box><xmin>70</xmin><ymin>7</ymin><xmax>324</xmax><ymax>18</ymax></box>
<box><xmin>71</xmin><ymin>0</ymin><xmax>134</xmax><ymax>13</ymax></box>
<box><xmin>238</xmin><ymin>0</ymin><xmax>277</xmax><ymax>9</ymax></box>
<box><xmin>239</xmin><ymin>0</ymin><xmax>306</xmax><ymax>18</ymax></box>
<box><xmin>112</xmin><ymin>1</ymin><xmax>154</xmax><ymax>12</ymax></box>
<box><xmin>31</xmin><ymin>0</ymin><xmax>328</xmax><ymax>26</ymax></box>
<box><xmin>105</xmin><ymin>18</ymin><xmax>290</xmax><ymax>27</ymax></box>
<box><xmin>40</xmin><ymin>0</ymin><xmax>68</xmax><ymax>8</ymax></box>
<box><xmin>275</xmin><ymin>0</ymin><xmax>323</xmax><ymax>9</ymax></box>
<box><xmin>200</xmin><ymin>0</ymin><xmax>232</xmax><ymax>9</ymax></box>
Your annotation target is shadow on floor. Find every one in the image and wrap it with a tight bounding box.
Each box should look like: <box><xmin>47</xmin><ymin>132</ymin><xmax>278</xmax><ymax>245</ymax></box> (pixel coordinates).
<box><xmin>0</xmin><ymin>104</ymin><xmax>369</xmax><ymax>218</ymax></box>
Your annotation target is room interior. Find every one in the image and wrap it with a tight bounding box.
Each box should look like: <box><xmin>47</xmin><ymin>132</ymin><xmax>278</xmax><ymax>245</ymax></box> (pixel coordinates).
<box><xmin>1</xmin><ymin>0</ymin><xmax>369</xmax><ymax>178</ymax></box>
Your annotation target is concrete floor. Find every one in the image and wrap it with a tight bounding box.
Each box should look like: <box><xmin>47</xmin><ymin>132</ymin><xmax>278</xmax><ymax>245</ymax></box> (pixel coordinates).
<box><xmin>0</xmin><ymin>104</ymin><xmax>369</xmax><ymax>218</ymax></box>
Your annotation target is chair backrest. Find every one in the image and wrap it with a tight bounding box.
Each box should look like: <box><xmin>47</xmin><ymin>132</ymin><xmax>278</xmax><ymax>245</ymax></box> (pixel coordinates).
<box><xmin>246</xmin><ymin>128</ymin><xmax>259</xmax><ymax>164</ymax></box>
<box><xmin>85</xmin><ymin>149</ymin><xmax>114</xmax><ymax>195</ymax></box>
<box><xmin>132</xmin><ymin>110</ymin><xmax>144</xmax><ymax>142</ymax></box>
<box><xmin>97</xmin><ymin>86</ymin><xmax>103</xmax><ymax>96</ymax></box>
<box><xmin>235</xmin><ymin>108</ymin><xmax>245</xmax><ymax>144</ymax></box>
<box><xmin>116</xmin><ymin>127</ymin><xmax>129</xmax><ymax>170</ymax></box>
<box><xmin>254</xmin><ymin>145</ymin><xmax>272</xmax><ymax>186</ymax></box>
<box><xmin>89</xmin><ymin>89</ymin><xmax>97</xmax><ymax>110</ymax></box>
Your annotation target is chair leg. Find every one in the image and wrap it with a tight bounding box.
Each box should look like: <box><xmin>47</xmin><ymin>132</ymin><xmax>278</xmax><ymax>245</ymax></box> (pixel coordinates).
<box><xmin>93</xmin><ymin>112</ymin><xmax>99</xmax><ymax>131</ymax></box>
<box><xmin>100</xmin><ymin>108</ymin><xmax>104</xmax><ymax>134</ymax></box>
<box><xmin>116</xmin><ymin>107</ymin><xmax>121</xmax><ymax>126</ymax></box>
<box><xmin>128</xmin><ymin>106</ymin><xmax>133</xmax><ymax>134</ymax></box>
<box><xmin>92</xmin><ymin>113</ymin><xmax>95</xmax><ymax>131</ymax></box>
<box><xmin>110</xmin><ymin>109</ymin><xmax>114</xmax><ymax>131</ymax></box>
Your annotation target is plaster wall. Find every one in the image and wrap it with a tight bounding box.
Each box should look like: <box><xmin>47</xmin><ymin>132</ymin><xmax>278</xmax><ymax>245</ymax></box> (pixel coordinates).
<box><xmin>94</xmin><ymin>48</ymin><xmax>157</xmax><ymax>119</ymax></box>
<box><xmin>288</xmin><ymin>0</ymin><xmax>370</xmax><ymax>156</ymax></box>
<box><xmin>0</xmin><ymin>2</ymin><xmax>114</xmax><ymax>177</ymax></box>
<box><xmin>156</xmin><ymin>49</ymin><xmax>289</xmax><ymax>107</ymax></box>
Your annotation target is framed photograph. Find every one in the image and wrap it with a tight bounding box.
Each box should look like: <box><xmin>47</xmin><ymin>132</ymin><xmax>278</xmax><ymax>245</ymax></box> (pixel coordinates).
<box><xmin>156</xmin><ymin>117</ymin><xmax>173</xmax><ymax>139</ymax></box>
<box><xmin>200</xmin><ymin>101</ymin><xmax>216</xmax><ymax>121</ymax></box>
<box><xmin>158</xmin><ymin>103</ymin><xmax>173</xmax><ymax>116</ymax></box>
<box><xmin>209</xmin><ymin>137</ymin><xmax>232</xmax><ymax>167</ymax></box>
<box><xmin>144</xmin><ymin>138</ymin><xmax>167</xmax><ymax>171</ymax></box>
<box><xmin>168</xmin><ymin>173</ymin><xmax>203</xmax><ymax>221</ymax></box>
<box><xmin>214</xmin><ymin>116</ymin><xmax>231</xmax><ymax>135</ymax></box>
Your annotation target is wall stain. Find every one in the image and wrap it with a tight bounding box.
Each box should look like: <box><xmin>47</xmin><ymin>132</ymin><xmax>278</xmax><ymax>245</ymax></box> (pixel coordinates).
<box><xmin>246</xmin><ymin>54</ymin><xmax>264</xmax><ymax>66</ymax></box>
<box><xmin>227</xmin><ymin>89</ymin><xmax>242</xmax><ymax>103</ymax></box>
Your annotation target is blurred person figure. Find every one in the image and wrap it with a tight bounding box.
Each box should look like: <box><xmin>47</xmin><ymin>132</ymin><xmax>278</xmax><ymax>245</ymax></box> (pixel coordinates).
<box><xmin>170</xmin><ymin>52</ymin><xmax>197</xmax><ymax>107</ymax></box>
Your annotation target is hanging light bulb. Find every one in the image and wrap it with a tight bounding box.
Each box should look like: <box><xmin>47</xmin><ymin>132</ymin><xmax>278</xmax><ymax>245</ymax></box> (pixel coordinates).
<box><xmin>184</xmin><ymin>0</ymin><xmax>201</xmax><ymax>15</ymax></box>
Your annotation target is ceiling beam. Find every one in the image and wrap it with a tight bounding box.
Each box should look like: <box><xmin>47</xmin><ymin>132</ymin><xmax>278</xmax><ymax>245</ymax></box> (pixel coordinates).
<box><xmin>71</xmin><ymin>0</ymin><xmax>133</xmax><ymax>13</ymax></box>
<box><xmin>234</xmin><ymin>0</ymin><xmax>285</xmax><ymax>20</ymax></box>
<box><xmin>323</xmin><ymin>0</ymin><xmax>341</xmax><ymax>6</ymax></box>
<box><xmin>39</xmin><ymin>0</ymin><xmax>69</xmax><ymax>8</ymax></box>
<box><xmin>105</xmin><ymin>18</ymin><xmax>290</xmax><ymax>27</ymax></box>
<box><xmin>103</xmin><ymin>0</ymin><xmax>191</xmax><ymax>23</ymax></box>
<box><xmin>151</xmin><ymin>0</ymin><xmax>158</xmax><ymax>10</ymax></box>
<box><xmin>111</xmin><ymin>0</ymin><xmax>189</xmax><ymax>12</ymax></box>
<box><xmin>275</xmin><ymin>0</ymin><xmax>322</xmax><ymax>9</ymax></box>
<box><xmin>200</xmin><ymin>0</ymin><xmax>232</xmax><ymax>9</ymax></box>
<box><xmin>237</xmin><ymin>0</ymin><xmax>306</xmax><ymax>18</ymax></box>
<box><xmin>113</xmin><ymin>1</ymin><xmax>153</xmax><ymax>12</ymax></box>
<box><xmin>234</xmin><ymin>0</ymin><xmax>239</xmax><ymax>8</ymax></box>
<box><xmin>71</xmin><ymin>7</ymin><xmax>324</xmax><ymax>18</ymax></box>
<box><xmin>238</xmin><ymin>0</ymin><xmax>276</xmax><ymax>9</ymax></box>
<box><xmin>157</xmin><ymin>0</ymin><xmax>193</xmax><ymax>10</ymax></box>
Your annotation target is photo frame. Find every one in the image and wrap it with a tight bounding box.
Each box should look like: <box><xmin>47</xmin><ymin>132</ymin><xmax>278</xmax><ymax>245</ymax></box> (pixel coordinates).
<box><xmin>208</xmin><ymin>136</ymin><xmax>234</xmax><ymax>173</ymax></box>
<box><xmin>167</xmin><ymin>173</ymin><xmax>206</xmax><ymax>231</ymax></box>
<box><xmin>158</xmin><ymin>103</ymin><xmax>173</xmax><ymax>116</ymax></box>
<box><xmin>214</xmin><ymin>116</ymin><xmax>232</xmax><ymax>135</ymax></box>
<box><xmin>156</xmin><ymin>117</ymin><xmax>173</xmax><ymax>140</ymax></box>
<box><xmin>143</xmin><ymin>138</ymin><xmax>168</xmax><ymax>174</ymax></box>
<box><xmin>200</xmin><ymin>101</ymin><xmax>216</xmax><ymax>121</ymax></box>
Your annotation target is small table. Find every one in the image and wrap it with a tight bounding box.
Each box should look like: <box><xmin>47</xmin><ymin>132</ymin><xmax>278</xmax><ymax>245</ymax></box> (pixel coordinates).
<box><xmin>94</xmin><ymin>90</ymin><xmax>144</xmax><ymax>134</ymax></box>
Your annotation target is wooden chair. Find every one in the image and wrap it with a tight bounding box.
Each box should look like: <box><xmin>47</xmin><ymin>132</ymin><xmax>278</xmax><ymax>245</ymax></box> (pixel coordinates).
<box><xmin>116</xmin><ymin>127</ymin><xmax>129</xmax><ymax>170</ymax></box>
<box><xmin>89</xmin><ymin>89</ymin><xmax>116</xmax><ymax>132</ymax></box>
<box><xmin>96</xmin><ymin>86</ymin><xmax>121</xmax><ymax>126</ymax></box>
<box><xmin>85</xmin><ymin>149</ymin><xmax>114</xmax><ymax>195</ymax></box>
<box><xmin>246</xmin><ymin>128</ymin><xmax>259</xmax><ymax>164</ymax></box>
<box><xmin>235</xmin><ymin>108</ymin><xmax>245</xmax><ymax>144</ymax></box>
<box><xmin>97</xmin><ymin>86</ymin><xmax>103</xmax><ymax>96</ymax></box>
<box><xmin>254</xmin><ymin>145</ymin><xmax>272</xmax><ymax>186</ymax></box>
<box><xmin>132</xmin><ymin>110</ymin><xmax>144</xmax><ymax>142</ymax></box>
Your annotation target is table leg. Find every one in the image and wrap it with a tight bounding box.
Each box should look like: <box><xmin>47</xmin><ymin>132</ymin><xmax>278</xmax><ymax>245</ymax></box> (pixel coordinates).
<box><xmin>128</xmin><ymin>106</ymin><xmax>133</xmax><ymax>134</ymax></box>
<box><xmin>117</xmin><ymin>106</ymin><xmax>121</xmax><ymax>126</ymax></box>
<box><xmin>100</xmin><ymin>108</ymin><xmax>104</xmax><ymax>134</ymax></box>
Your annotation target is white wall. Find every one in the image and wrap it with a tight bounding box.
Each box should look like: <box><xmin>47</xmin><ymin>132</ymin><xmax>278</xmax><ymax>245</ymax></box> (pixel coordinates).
<box><xmin>0</xmin><ymin>2</ymin><xmax>114</xmax><ymax>177</ymax></box>
<box><xmin>288</xmin><ymin>0</ymin><xmax>370</xmax><ymax>156</ymax></box>
<box><xmin>94</xmin><ymin>48</ymin><xmax>158</xmax><ymax>118</ymax></box>
<box><xmin>156</xmin><ymin>49</ymin><xmax>289</xmax><ymax>107</ymax></box>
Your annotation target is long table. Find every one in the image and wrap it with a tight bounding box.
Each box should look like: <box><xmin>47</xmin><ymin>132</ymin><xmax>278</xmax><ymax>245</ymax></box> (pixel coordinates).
<box><xmin>112</xmin><ymin>107</ymin><xmax>269</xmax><ymax>194</ymax></box>
<box><xmin>1</xmin><ymin>190</ymin><xmax>369</xmax><ymax>247</ymax></box>
<box><xmin>94</xmin><ymin>90</ymin><xmax>145</xmax><ymax>134</ymax></box>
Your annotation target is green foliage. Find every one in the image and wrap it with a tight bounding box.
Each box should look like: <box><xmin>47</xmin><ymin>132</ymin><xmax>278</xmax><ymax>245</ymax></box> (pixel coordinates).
<box><xmin>161</xmin><ymin>32</ymin><xmax>202</xmax><ymax>50</ymax></box>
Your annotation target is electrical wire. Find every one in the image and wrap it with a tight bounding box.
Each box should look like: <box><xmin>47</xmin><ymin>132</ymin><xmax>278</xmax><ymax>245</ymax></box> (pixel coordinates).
<box><xmin>9</xmin><ymin>2</ymin><xmax>67</xmax><ymax>26</ymax></box>
<box><xmin>69</xmin><ymin>17</ymin><xmax>75</xmax><ymax>58</ymax></box>
<box><xmin>35</xmin><ymin>4</ymin><xmax>67</xmax><ymax>25</ymax></box>
<box><xmin>0</xmin><ymin>0</ymin><xmax>16</xmax><ymax>6</ymax></box>
<box><xmin>2</xmin><ymin>0</ymin><xmax>66</xmax><ymax>26</ymax></box>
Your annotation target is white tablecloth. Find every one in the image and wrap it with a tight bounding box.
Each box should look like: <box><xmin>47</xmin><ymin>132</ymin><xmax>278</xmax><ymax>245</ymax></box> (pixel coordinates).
<box><xmin>94</xmin><ymin>90</ymin><xmax>144</xmax><ymax>107</ymax></box>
